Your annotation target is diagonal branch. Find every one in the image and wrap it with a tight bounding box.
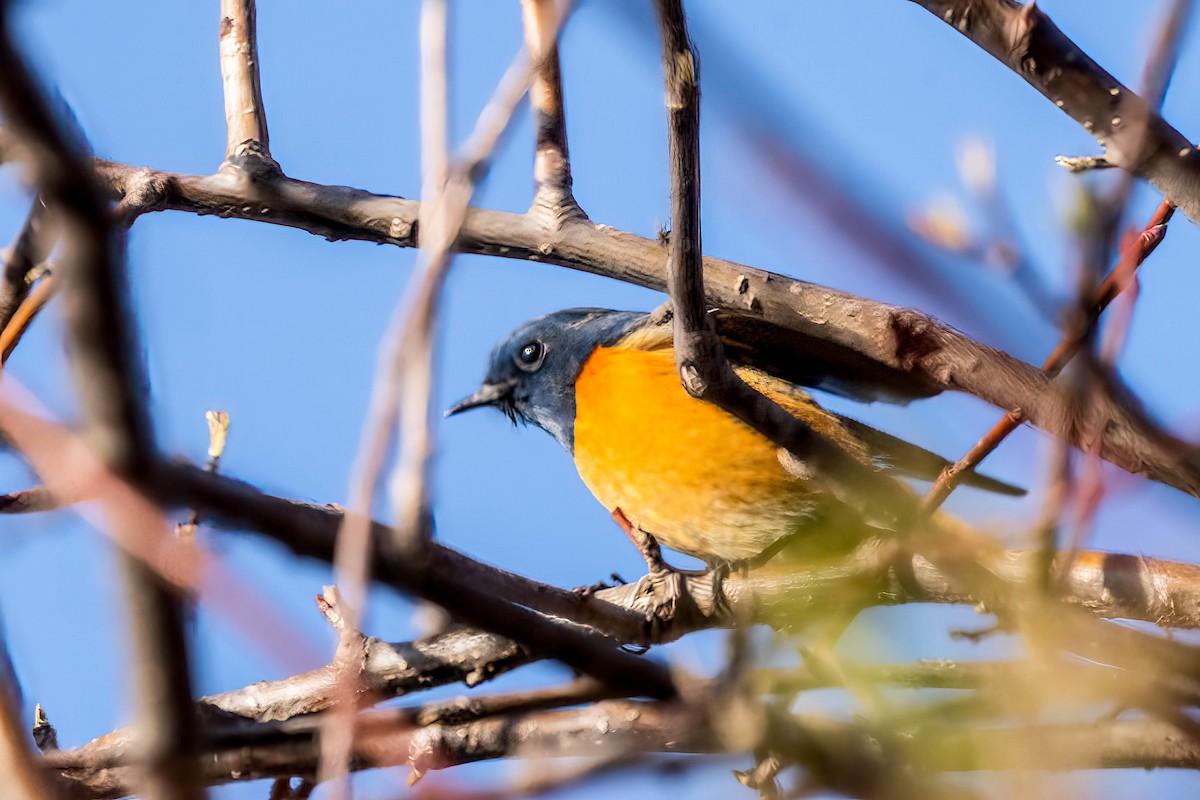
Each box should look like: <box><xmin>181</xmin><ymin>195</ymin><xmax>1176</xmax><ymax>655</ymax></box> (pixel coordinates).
<box><xmin>148</xmin><ymin>466</ymin><xmax>1200</xmax><ymax>706</ymax></box>
<box><xmin>0</xmin><ymin>273</ymin><xmax>56</xmax><ymax>366</ymax></box>
<box><xmin>912</xmin><ymin>0</ymin><xmax>1200</xmax><ymax>223</ymax></box>
<box><xmin>200</xmin><ymin>544</ymin><xmax>1200</xmax><ymax>726</ymax></box>
<box><xmin>923</xmin><ymin>0</ymin><xmax>1193</xmax><ymax>511</ymax></box>
<box><xmin>925</xmin><ymin>201</ymin><xmax>1177</xmax><ymax>511</ymax></box>
<box><xmin>160</xmin><ymin>462</ymin><xmax>678</xmax><ymax>699</ymax></box>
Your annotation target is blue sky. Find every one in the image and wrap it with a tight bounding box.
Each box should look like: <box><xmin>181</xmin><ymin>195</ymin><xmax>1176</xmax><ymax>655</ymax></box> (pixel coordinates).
<box><xmin>2</xmin><ymin>1</ymin><xmax>1200</xmax><ymax>797</ymax></box>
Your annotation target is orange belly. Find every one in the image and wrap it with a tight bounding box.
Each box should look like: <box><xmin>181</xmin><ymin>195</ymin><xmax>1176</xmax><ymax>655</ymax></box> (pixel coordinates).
<box><xmin>573</xmin><ymin>342</ymin><xmax>826</xmax><ymax>561</ymax></box>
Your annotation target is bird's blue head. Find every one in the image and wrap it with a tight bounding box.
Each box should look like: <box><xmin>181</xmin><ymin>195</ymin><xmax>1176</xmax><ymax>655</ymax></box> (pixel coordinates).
<box><xmin>447</xmin><ymin>308</ymin><xmax>645</xmax><ymax>452</ymax></box>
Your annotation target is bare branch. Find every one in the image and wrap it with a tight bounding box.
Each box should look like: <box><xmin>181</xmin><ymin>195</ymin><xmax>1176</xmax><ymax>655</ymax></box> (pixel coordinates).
<box><xmin>205</xmin><ymin>627</ymin><xmax>526</xmax><ymax>724</ymax></box>
<box><xmin>913</xmin><ymin>0</ymin><xmax>1200</xmax><ymax>222</ymax></box>
<box><xmin>118</xmin><ymin>559</ymin><xmax>204</xmax><ymax>800</ymax></box>
<box><xmin>521</xmin><ymin>0</ymin><xmax>584</xmax><ymax>222</ymax></box>
<box><xmin>47</xmin><ymin>539</ymin><xmax>1192</xmax><ymax>743</ymax></box>
<box><xmin>141</xmin><ymin>462</ymin><xmax>1200</xmax><ymax>640</ymax></box>
<box><xmin>83</xmin><ymin>152</ymin><xmax>1200</xmax><ymax>497</ymax></box>
<box><xmin>42</xmin><ymin>700</ymin><xmax>1200</xmax><ymax>798</ymax></box>
<box><xmin>926</xmin><ymin>9</ymin><xmax>1190</xmax><ymax>514</ymax></box>
<box><xmin>319</xmin><ymin>1</ymin><xmax>457</xmax><ymax>789</ymax></box>
<box><xmin>162</xmin><ymin>462</ymin><xmax>678</xmax><ymax>699</ymax></box>
<box><xmin>331</xmin><ymin>17</ymin><xmax>582</xmax><ymax>784</ymax></box>
<box><xmin>925</xmin><ymin>204</ymin><xmax>1176</xmax><ymax>511</ymax></box>
<box><xmin>654</xmin><ymin>0</ymin><xmax>918</xmax><ymax>531</ymax></box>
<box><xmin>133</xmin><ymin>465</ymin><xmax>1200</xmax><ymax>722</ymax></box>
<box><xmin>219</xmin><ymin>0</ymin><xmax>270</xmax><ymax>161</ymax></box>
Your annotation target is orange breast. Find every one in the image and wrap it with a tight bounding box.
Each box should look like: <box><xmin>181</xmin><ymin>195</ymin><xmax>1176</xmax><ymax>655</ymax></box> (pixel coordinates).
<box><xmin>573</xmin><ymin>341</ymin><xmax>832</xmax><ymax>561</ymax></box>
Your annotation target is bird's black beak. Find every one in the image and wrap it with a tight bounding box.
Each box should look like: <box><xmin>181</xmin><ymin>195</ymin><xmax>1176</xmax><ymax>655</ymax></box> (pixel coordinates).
<box><xmin>445</xmin><ymin>380</ymin><xmax>516</xmax><ymax>417</ymax></box>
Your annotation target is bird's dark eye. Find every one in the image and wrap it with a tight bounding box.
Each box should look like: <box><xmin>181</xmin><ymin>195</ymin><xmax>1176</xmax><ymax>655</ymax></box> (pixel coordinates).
<box><xmin>515</xmin><ymin>340</ymin><xmax>545</xmax><ymax>371</ymax></box>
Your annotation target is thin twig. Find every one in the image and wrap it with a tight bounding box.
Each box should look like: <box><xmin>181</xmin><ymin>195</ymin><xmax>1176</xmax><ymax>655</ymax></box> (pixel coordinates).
<box><xmin>922</xmin><ymin>0</ymin><xmax>1192</xmax><ymax>512</ymax></box>
<box><xmin>921</xmin><ymin>223</ymin><xmax>1157</xmax><ymax>510</ymax></box>
<box><xmin>325</xmin><ymin>5</ymin><xmax>577</xmax><ymax>787</ymax></box>
<box><xmin>0</xmin><ymin>199</ymin><xmax>52</xmax><ymax>332</ymax></box>
<box><xmin>219</xmin><ymin>0</ymin><xmax>270</xmax><ymax>161</ymax></box>
<box><xmin>0</xmin><ymin>486</ymin><xmax>59</xmax><ymax>514</ymax></box>
<box><xmin>521</xmin><ymin>0</ymin><xmax>584</xmax><ymax>222</ymax></box>
<box><xmin>0</xmin><ymin>274</ymin><xmax>55</xmax><ymax>365</ymax></box>
<box><xmin>176</xmin><ymin>410</ymin><xmax>230</xmax><ymax>540</ymax></box>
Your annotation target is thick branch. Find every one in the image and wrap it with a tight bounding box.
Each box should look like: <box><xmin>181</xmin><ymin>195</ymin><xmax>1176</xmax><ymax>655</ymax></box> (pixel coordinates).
<box><xmin>86</xmin><ymin>542</ymin><xmax>1200</xmax><ymax>737</ymax></box>
<box><xmin>913</xmin><ymin>0</ymin><xmax>1200</xmax><ymax>223</ymax></box>
<box><xmin>159</xmin><ymin>462</ymin><xmax>677</xmax><ymax>700</ymax></box>
<box><xmin>102</xmin><ymin>465</ymin><xmax>1200</xmax><ymax>731</ymax></box>
<box><xmin>43</xmin><ymin>701</ymin><xmax>1200</xmax><ymax>798</ymax></box>
<box><xmin>84</xmin><ymin>156</ymin><xmax>1200</xmax><ymax>497</ymax></box>
<box><xmin>164</xmin><ymin>461</ymin><xmax>1200</xmax><ymax>632</ymax></box>
<box><xmin>31</xmin><ymin>457</ymin><xmax>1200</xmax><ymax>796</ymax></box>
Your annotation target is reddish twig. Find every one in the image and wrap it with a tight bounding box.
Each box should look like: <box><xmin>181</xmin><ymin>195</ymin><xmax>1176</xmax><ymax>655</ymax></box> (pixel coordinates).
<box><xmin>0</xmin><ymin>274</ymin><xmax>55</xmax><ymax>365</ymax></box>
<box><xmin>0</xmin><ymin>200</ymin><xmax>51</xmax><ymax>332</ymax></box>
<box><xmin>924</xmin><ymin>203</ymin><xmax>1180</xmax><ymax>513</ymax></box>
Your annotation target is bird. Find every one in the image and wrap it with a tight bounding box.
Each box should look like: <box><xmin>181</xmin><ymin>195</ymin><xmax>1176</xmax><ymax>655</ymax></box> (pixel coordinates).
<box><xmin>447</xmin><ymin>308</ymin><xmax>1022</xmax><ymax>567</ymax></box>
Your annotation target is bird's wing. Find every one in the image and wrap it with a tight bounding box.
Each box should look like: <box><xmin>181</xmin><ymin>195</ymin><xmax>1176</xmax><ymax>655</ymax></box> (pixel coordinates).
<box><xmin>832</xmin><ymin>414</ymin><xmax>1025</xmax><ymax>496</ymax></box>
<box><xmin>613</xmin><ymin>313</ymin><xmax>1024</xmax><ymax>497</ymax></box>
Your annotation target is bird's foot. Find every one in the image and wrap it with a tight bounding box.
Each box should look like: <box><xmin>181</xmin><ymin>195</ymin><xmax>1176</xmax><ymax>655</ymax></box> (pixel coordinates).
<box><xmin>634</xmin><ymin>566</ymin><xmax>703</xmax><ymax>634</ymax></box>
<box><xmin>611</xmin><ymin>508</ymin><xmax>710</xmax><ymax>633</ymax></box>
<box><xmin>572</xmin><ymin>573</ymin><xmax>627</xmax><ymax>596</ymax></box>
<box><xmin>572</xmin><ymin>581</ymin><xmax>610</xmax><ymax>597</ymax></box>
<box><xmin>611</xmin><ymin>507</ymin><xmax>672</xmax><ymax>574</ymax></box>
<box><xmin>734</xmin><ymin>749</ymin><xmax>783</xmax><ymax>799</ymax></box>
